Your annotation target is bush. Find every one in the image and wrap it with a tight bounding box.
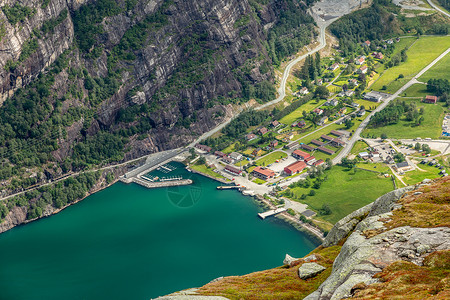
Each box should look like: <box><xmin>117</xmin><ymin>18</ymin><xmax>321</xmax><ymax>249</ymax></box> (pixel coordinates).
<box><xmin>309</xmin><ymin>190</ymin><xmax>316</xmax><ymax>196</ymax></box>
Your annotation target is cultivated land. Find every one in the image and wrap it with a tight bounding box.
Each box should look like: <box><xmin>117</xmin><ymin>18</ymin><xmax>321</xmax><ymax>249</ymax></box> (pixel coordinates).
<box><xmin>288</xmin><ymin>166</ymin><xmax>394</xmax><ymax>225</ymax></box>
<box><xmin>363</xmin><ymin>99</ymin><xmax>446</xmax><ymax>139</ymax></box>
<box><xmin>371</xmin><ymin>36</ymin><xmax>450</xmax><ymax>93</ymax></box>
<box><xmin>401</xmin><ymin>83</ymin><xmax>429</xmax><ymax>97</ymax></box>
<box><xmin>418</xmin><ymin>50</ymin><xmax>450</xmax><ymax>81</ymax></box>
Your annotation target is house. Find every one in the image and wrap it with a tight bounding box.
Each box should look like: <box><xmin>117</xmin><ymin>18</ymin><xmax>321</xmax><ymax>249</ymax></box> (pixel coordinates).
<box><xmin>222</xmin><ymin>156</ymin><xmax>234</xmax><ymax>164</ymax></box>
<box><xmin>331</xmin><ymin>138</ymin><xmax>345</xmax><ymax>147</ymax></box>
<box><xmin>357</xmin><ymin>65</ymin><xmax>368</xmax><ymax>74</ymax></box>
<box><xmin>304</xmin><ymin>156</ymin><xmax>316</xmax><ymax>165</ymax></box>
<box><xmin>292</xmin><ymin>149</ymin><xmax>311</xmax><ymax>160</ymax></box>
<box><xmin>195</xmin><ymin>144</ymin><xmax>212</xmax><ymax>153</ymax></box>
<box><xmin>301</xmin><ymin>144</ymin><xmax>315</xmax><ymax>152</ymax></box>
<box><xmin>286</xmin><ymin>132</ymin><xmax>295</xmax><ymax>140</ymax></box>
<box><xmin>252</xmin><ymin>166</ymin><xmax>275</xmax><ymax>180</ymax></box>
<box><xmin>375</xmin><ymin>52</ymin><xmax>384</xmax><ymax>59</ymax></box>
<box><xmin>311</xmin><ymin>139</ymin><xmax>325</xmax><ymax>146</ymax></box>
<box><xmin>313</xmin><ymin>108</ymin><xmax>324</xmax><ymax>115</ymax></box>
<box><xmin>214</xmin><ymin>151</ymin><xmax>226</xmax><ymax>158</ymax></box>
<box><xmin>229</xmin><ymin>152</ymin><xmax>243</xmax><ymax>161</ymax></box>
<box><xmin>351</xmin><ymin>102</ymin><xmax>360</xmax><ymax>108</ymax></box>
<box><xmin>348</xmin><ymin>78</ymin><xmax>358</xmax><ymax>86</ymax></box>
<box><xmin>359</xmin><ymin>152</ymin><xmax>370</xmax><ymax>159</ymax></box>
<box><xmin>297</xmin><ymin>120</ymin><xmax>306</xmax><ymax>128</ymax></box>
<box><xmin>298</xmin><ymin>87</ymin><xmax>309</xmax><ymax>95</ymax></box>
<box><xmin>285</xmin><ymin>142</ymin><xmax>300</xmax><ymax>150</ymax></box>
<box><xmin>337</xmin><ymin>91</ymin><xmax>345</xmax><ymax>97</ymax></box>
<box><xmin>363</xmin><ymin>40</ymin><xmax>371</xmax><ymax>47</ymax></box>
<box><xmin>284</xmin><ymin>161</ymin><xmax>307</xmax><ymax>175</ymax></box>
<box><xmin>330</xmin><ymin>130</ymin><xmax>344</xmax><ymax>138</ymax></box>
<box><xmin>321</xmin><ymin>134</ymin><xmax>334</xmax><ymax>142</ymax></box>
<box><xmin>271</xmin><ymin>120</ymin><xmax>280</xmax><ymax>128</ymax></box>
<box><xmin>313</xmin><ymin>159</ymin><xmax>325</xmax><ymax>167</ymax></box>
<box><xmin>329</xmin><ymin>63</ymin><xmax>339</xmax><ymax>71</ymax></box>
<box><xmin>318</xmin><ymin>116</ymin><xmax>328</xmax><ymax>126</ymax></box>
<box><xmin>386</xmin><ymin>39</ymin><xmax>394</xmax><ymax>44</ymax></box>
<box><xmin>364</xmin><ymin>91</ymin><xmax>383</xmax><ymax>102</ymax></box>
<box><xmin>370</xmin><ymin>151</ymin><xmax>380</xmax><ymax>158</ymax></box>
<box><xmin>345</xmin><ymin>90</ymin><xmax>355</xmax><ymax>97</ymax></box>
<box><xmin>246</xmin><ymin>133</ymin><xmax>257</xmax><ymax>141</ymax></box>
<box><xmin>357</xmin><ymin>109</ymin><xmax>366</xmax><ymax>117</ymax></box>
<box><xmin>270</xmin><ymin>140</ymin><xmax>278</xmax><ymax>148</ymax></box>
<box><xmin>338</xmin><ymin>107</ymin><xmax>347</xmax><ymax>116</ymax></box>
<box><xmin>315</xmin><ymin>78</ymin><xmax>323</xmax><ymax>85</ymax></box>
<box><xmin>318</xmin><ymin>146</ymin><xmax>335</xmax><ymax>155</ymax></box>
<box><xmin>325</xmin><ymin>99</ymin><xmax>339</xmax><ymax>106</ymax></box>
<box><xmin>224</xmin><ymin>165</ymin><xmax>242</xmax><ymax>176</ymax></box>
<box><xmin>301</xmin><ymin>209</ymin><xmax>316</xmax><ymax>218</ymax></box>
<box><xmin>385</xmin><ymin>155</ymin><xmax>395</xmax><ymax>164</ymax></box>
<box><xmin>424</xmin><ymin>95</ymin><xmax>438</xmax><ymax>104</ymax></box>
<box><xmin>252</xmin><ymin>148</ymin><xmax>263</xmax><ymax>157</ymax></box>
<box><xmin>259</xmin><ymin>127</ymin><xmax>268</xmax><ymax>135</ymax></box>
<box><xmin>394</xmin><ymin>161</ymin><xmax>412</xmax><ymax>172</ymax></box>
<box><xmin>355</xmin><ymin>56</ymin><xmax>365</xmax><ymax>65</ymax></box>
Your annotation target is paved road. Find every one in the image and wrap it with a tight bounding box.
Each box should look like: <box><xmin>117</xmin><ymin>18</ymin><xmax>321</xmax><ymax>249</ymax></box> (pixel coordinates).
<box><xmin>427</xmin><ymin>0</ymin><xmax>450</xmax><ymax>17</ymax></box>
<box><xmin>332</xmin><ymin>47</ymin><xmax>450</xmax><ymax>164</ymax></box>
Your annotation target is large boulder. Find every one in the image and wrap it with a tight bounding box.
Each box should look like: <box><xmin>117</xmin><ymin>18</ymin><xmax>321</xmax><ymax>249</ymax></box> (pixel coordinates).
<box><xmin>283</xmin><ymin>254</ymin><xmax>298</xmax><ymax>266</ymax></box>
<box><xmin>298</xmin><ymin>263</ymin><xmax>326</xmax><ymax>279</ymax></box>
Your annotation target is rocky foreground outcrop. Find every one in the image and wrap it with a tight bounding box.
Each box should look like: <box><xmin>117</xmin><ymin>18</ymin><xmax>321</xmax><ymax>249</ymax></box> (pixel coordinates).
<box><xmin>159</xmin><ymin>177</ymin><xmax>449</xmax><ymax>299</ymax></box>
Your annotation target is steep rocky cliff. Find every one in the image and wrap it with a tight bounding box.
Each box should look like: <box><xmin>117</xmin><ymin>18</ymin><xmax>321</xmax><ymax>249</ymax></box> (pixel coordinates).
<box><xmin>158</xmin><ymin>177</ymin><xmax>449</xmax><ymax>299</ymax></box>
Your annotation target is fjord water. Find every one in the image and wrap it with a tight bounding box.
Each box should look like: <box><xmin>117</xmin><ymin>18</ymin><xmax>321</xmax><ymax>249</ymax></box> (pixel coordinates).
<box><xmin>0</xmin><ymin>164</ymin><xmax>317</xmax><ymax>300</ymax></box>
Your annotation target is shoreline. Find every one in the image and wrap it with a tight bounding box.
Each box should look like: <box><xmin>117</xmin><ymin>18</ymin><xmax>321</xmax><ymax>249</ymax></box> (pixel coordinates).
<box><xmin>188</xmin><ymin>165</ymin><xmax>325</xmax><ymax>242</ymax></box>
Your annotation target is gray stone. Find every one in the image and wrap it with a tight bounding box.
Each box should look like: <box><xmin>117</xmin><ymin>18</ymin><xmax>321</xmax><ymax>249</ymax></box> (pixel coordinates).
<box><xmin>416</xmin><ymin>244</ymin><xmax>430</xmax><ymax>255</ymax></box>
<box><xmin>298</xmin><ymin>263</ymin><xmax>327</xmax><ymax>279</ymax></box>
<box><xmin>422</xmin><ymin>179</ymin><xmax>432</xmax><ymax>183</ymax></box>
<box><xmin>395</xmin><ymin>228</ymin><xmax>408</xmax><ymax>234</ymax></box>
<box><xmin>303</xmin><ymin>254</ymin><xmax>318</xmax><ymax>262</ymax></box>
<box><xmin>414</xmin><ymin>192</ymin><xmax>423</xmax><ymax>195</ymax></box>
<box><xmin>283</xmin><ymin>254</ymin><xmax>298</xmax><ymax>265</ymax></box>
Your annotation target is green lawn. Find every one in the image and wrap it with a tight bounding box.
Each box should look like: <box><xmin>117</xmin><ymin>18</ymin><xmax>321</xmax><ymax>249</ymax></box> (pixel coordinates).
<box><xmin>252</xmin><ymin>178</ymin><xmax>266</xmax><ymax>185</ymax></box>
<box><xmin>355</xmin><ymin>99</ymin><xmax>382</xmax><ymax>110</ymax></box>
<box><xmin>287</xmin><ymin>166</ymin><xmax>394</xmax><ymax>224</ymax></box>
<box><xmin>363</xmin><ymin>99</ymin><xmax>446</xmax><ymax>139</ymax></box>
<box><xmin>255</xmin><ymin>151</ymin><xmax>287</xmax><ymax>166</ymax></box>
<box><xmin>400</xmin><ymin>83</ymin><xmax>429</xmax><ymax>98</ymax></box>
<box><xmin>279</xmin><ymin>99</ymin><xmax>326</xmax><ymax>124</ymax></box>
<box><xmin>371</xmin><ymin>36</ymin><xmax>450</xmax><ymax>93</ymax></box>
<box><xmin>190</xmin><ymin>164</ymin><xmax>227</xmax><ymax>180</ymax></box>
<box><xmin>419</xmin><ymin>51</ymin><xmax>450</xmax><ymax>82</ymax></box>
<box><xmin>350</xmin><ymin>140</ymin><xmax>370</xmax><ymax>155</ymax></box>
<box><xmin>401</xmin><ymin>163</ymin><xmax>446</xmax><ymax>186</ymax></box>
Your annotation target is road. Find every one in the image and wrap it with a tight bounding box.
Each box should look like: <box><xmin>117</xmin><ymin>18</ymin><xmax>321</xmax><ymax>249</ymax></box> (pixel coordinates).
<box><xmin>427</xmin><ymin>0</ymin><xmax>450</xmax><ymax>17</ymax></box>
<box><xmin>332</xmin><ymin>47</ymin><xmax>450</xmax><ymax>164</ymax></box>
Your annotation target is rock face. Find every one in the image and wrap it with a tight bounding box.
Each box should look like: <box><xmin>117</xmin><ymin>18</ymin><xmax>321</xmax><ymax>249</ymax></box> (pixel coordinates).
<box><xmin>283</xmin><ymin>254</ymin><xmax>298</xmax><ymax>266</ymax></box>
<box><xmin>0</xmin><ymin>0</ymin><xmax>292</xmax><ymax>158</ymax></box>
<box><xmin>298</xmin><ymin>262</ymin><xmax>326</xmax><ymax>279</ymax></box>
<box><xmin>304</xmin><ymin>183</ymin><xmax>450</xmax><ymax>300</ymax></box>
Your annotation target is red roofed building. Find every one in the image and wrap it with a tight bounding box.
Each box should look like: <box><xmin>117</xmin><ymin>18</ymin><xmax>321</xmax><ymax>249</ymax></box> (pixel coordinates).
<box><xmin>318</xmin><ymin>146</ymin><xmax>335</xmax><ymax>155</ymax></box>
<box><xmin>292</xmin><ymin>149</ymin><xmax>311</xmax><ymax>160</ymax></box>
<box><xmin>252</xmin><ymin>167</ymin><xmax>275</xmax><ymax>180</ymax></box>
<box><xmin>304</xmin><ymin>156</ymin><xmax>316</xmax><ymax>165</ymax></box>
<box><xmin>224</xmin><ymin>165</ymin><xmax>242</xmax><ymax>176</ymax></box>
<box><xmin>259</xmin><ymin>127</ymin><xmax>268</xmax><ymax>135</ymax></box>
<box><xmin>195</xmin><ymin>144</ymin><xmax>212</xmax><ymax>152</ymax></box>
<box><xmin>214</xmin><ymin>151</ymin><xmax>225</xmax><ymax>158</ymax></box>
<box><xmin>301</xmin><ymin>144</ymin><xmax>315</xmax><ymax>151</ymax></box>
<box><xmin>313</xmin><ymin>159</ymin><xmax>325</xmax><ymax>167</ymax></box>
<box><xmin>284</xmin><ymin>161</ymin><xmax>307</xmax><ymax>175</ymax></box>
<box><xmin>313</xmin><ymin>108</ymin><xmax>324</xmax><ymax>115</ymax></box>
<box><xmin>424</xmin><ymin>95</ymin><xmax>437</xmax><ymax>104</ymax></box>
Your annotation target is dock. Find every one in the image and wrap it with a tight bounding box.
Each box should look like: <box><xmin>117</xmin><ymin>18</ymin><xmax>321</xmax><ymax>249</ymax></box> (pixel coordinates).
<box><xmin>258</xmin><ymin>208</ymin><xmax>287</xmax><ymax>219</ymax></box>
<box><xmin>217</xmin><ymin>186</ymin><xmax>240</xmax><ymax>190</ymax></box>
<box><xmin>121</xmin><ymin>177</ymin><xmax>193</xmax><ymax>189</ymax></box>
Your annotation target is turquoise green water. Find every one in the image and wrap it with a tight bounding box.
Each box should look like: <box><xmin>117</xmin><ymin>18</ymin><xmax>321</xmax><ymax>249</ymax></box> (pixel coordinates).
<box><xmin>0</xmin><ymin>163</ymin><xmax>318</xmax><ymax>299</ymax></box>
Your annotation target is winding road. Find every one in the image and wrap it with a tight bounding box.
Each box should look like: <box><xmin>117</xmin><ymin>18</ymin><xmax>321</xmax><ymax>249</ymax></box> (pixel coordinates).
<box><xmin>427</xmin><ymin>0</ymin><xmax>450</xmax><ymax>17</ymax></box>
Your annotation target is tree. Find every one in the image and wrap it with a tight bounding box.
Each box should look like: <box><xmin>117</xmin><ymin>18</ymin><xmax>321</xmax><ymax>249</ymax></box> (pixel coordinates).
<box><xmin>319</xmin><ymin>204</ymin><xmax>332</xmax><ymax>215</ymax></box>
<box><xmin>422</xmin><ymin>144</ymin><xmax>431</xmax><ymax>154</ymax></box>
<box><xmin>414</xmin><ymin>142</ymin><xmax>421</xmax><ymax>151</ymax></box>
<box><xmin>381</xmin><ymin>133</ymin><xmax>388</xmax><ymax>140</ymax></box>
<box><xmin>198</xmin><ymin>156</ymin><xmax>206</xmax><ymax>165</ymax></box>
<box><xmin>344</xmin><ymin>118</ymin><xmax>354</xmax><ymax>129</ymax></box>
<box><xmin>394</xmin><ymin>152</ymin><xmax>405</xmax><ymax>163</ymax></box>
<box><xmin>309</xmin><ymin>189</ymin><xmax>316</xmax><ymax>196</ymax></box>
<box><xmin>315</xmin><ymin>86</ymin><xmax>330</xmax><ymax>99</ymax></box>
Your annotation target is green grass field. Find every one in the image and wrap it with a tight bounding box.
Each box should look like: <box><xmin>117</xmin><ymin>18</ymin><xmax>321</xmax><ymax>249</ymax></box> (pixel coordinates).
<box><xmin>371</xmin><ymin>36</ymin><xmax>450</xmax><ymax>93</ymax></box>
<box><xmin>252</xmin><ymin>178</ymin><xmax>266</xmax><ymax>185</ymax></box>
<box><xmin>279</xmin><ymin>99</ymin><xmax>326</xmax><ymax>124</ymax></box>
<box><xmin>190</xmin><ymin>164</ymin><xmax>227</xmax><ymax>180</ymax></box>
<box><xmin>350</xmin><ymin>140</ymin><xmax>370</xmax><ymax>155</ymax></box>
<box><xmin>363</xmin><ymin>99</ymin><xmax>446</xmax><ymax>139</ymax></box>
<box><xmin>400</xmin><ymin>83</ymin><xmax>429</xmax><ymax>98</ymax></box>
<box><xmin>255</xmin><ymin>151</ymin><xmax>287</xmax><ymax>166</ymax></box>
<box><xmin>401</xmin><ymin>163</ymin><xmax>446</xmax><ymax>186</ymax></box>
<box><xmin>419</xmin><ymin>51</ymin><xmax>450</xmax><ymax>82</ymax></box>
<box><xmin>288</xmin><ymin>166</ymin><xmax>394</xmax><ymax>224</ymax></box>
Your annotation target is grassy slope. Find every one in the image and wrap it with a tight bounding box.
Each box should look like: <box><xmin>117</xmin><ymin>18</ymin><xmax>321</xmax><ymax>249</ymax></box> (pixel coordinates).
<box><xmin>190</xmin><ymin>163</ymin><xmax>227</xmax><ymax>180</ymax></box>
<box><xmin>279</xmin><ymin>99</ymin><xmax>326</xmax><ymax>124</ymax></box>
<box><xmin>289</xmin><ymin>166</ymin><xmax>394</xmax><ymax>224</ymax></box>
<box><xmin>363</xmin><ymin>99</ymin><xmax>446</xmax><ymax>139</ymax></box>
<box><xmin>371</xmin><ymin>36</ymin><xmax>450</xmax><ymax>93</ymax></box>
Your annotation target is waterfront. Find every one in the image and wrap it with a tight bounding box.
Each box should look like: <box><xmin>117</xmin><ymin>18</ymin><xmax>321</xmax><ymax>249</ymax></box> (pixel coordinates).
<box><xmin>0</xmin><ymin>164</ymin><xmax>318</xmax><ymax>299</ymax></box>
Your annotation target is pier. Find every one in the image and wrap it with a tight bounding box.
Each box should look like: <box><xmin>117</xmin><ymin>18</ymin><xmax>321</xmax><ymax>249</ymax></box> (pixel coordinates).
<box><xmin>258</xmin><ymin>208</ymin><xmax>287</xmax><ymax>219</ymax></box>
<box><xmin>124</xmin><ymin>177</ymin><xmax>193</xmax><ymax>189</ymax></box>
<box><xmin>217</xmin><ymin>186</ymin><xmax>240</xmax><ymax>190</ymax></box>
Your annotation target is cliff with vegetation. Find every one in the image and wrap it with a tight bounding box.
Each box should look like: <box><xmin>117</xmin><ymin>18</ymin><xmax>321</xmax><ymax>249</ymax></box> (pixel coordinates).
<box><xmin>0</xmin><ymin>0</ymin><xmax>315</xmax><ymax>226</ymax></box>
<box><xmin>157</xmin><ymin>177</ymin><xmax>450</xmax><ymax>299</ymax></box>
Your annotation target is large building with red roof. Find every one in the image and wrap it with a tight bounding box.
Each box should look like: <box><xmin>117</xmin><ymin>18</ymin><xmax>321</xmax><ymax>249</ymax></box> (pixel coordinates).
<box><xmin>252</xmin><ymin>167</ymin><xmax>275</xmax><ymax>180</ymax></box>
<box><xmin>284</xmin><ymin>161</ymin><xmax>307</xmax><ymax>175</ymax></box>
